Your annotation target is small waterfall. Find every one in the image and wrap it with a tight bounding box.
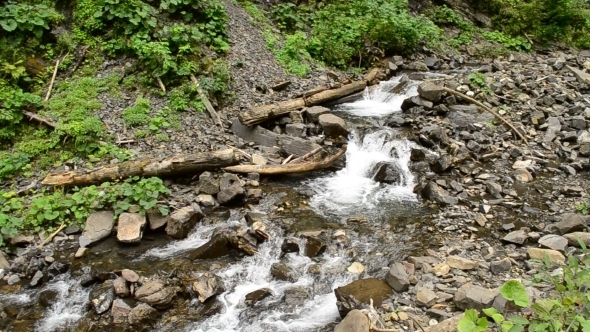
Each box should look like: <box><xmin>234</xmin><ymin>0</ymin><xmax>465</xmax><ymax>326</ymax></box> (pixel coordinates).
<box><xmin>35</xmin><ymin>275</ymin><xmax>90</xmax><ymax>332</ymax></box>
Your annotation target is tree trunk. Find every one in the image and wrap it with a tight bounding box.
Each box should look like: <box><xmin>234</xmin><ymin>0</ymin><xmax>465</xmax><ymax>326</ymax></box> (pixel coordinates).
<box><xmin>223</xmin><ymin>145</ymin><xmax>346</xmax><ymax>175</ymax></box>
<box><xmin>42</xmin><ymin>149</ymin><xmax>240</xmax><ymax>186</ymax></box>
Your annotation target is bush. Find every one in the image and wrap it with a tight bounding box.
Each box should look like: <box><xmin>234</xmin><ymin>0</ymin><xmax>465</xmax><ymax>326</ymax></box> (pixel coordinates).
<box><xmin>123</xmin><ymin>98</ymin><xmax>151</xmax><ymax>127</ymax></box>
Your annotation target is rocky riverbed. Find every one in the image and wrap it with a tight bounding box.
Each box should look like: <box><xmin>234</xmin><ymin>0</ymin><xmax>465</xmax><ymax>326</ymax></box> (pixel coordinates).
<box><xmin>3</xmin><ymin>45</ymin><xmax>590</xmax><ymax>332</ymax></box>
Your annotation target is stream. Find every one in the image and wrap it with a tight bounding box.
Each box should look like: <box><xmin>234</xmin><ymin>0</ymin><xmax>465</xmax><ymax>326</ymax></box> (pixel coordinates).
<box><xmin>0</xmin><ymin>75</ymin><xmax>432</xmax><ymax>332</ymax></box>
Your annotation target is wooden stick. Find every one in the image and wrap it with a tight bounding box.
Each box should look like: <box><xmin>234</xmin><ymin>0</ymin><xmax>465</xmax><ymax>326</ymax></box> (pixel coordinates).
<box><xmin>190</xmin><ymin>75</ymin><xmax>223</xmax><ymax>127</ymax></box>
<box><xmin>45</xmin><ymin>60</ymin><xmax>60</xmax><ymax>101</ymax></box>
<box><xmin>38</xmin><ymin>223</ymin><xmax>66</xmax><ymax>248</ymax></box>
<box><xmin>22</xmin><ymin>110</ymin><xmax>57</xmax><ymax>128</ymax></box>
<box><xmin>156</xmin><ymin>77</ymin><xmax>166</xmax><ymax>93</ymax></box>
<box><xmin>223</xmin><ymin>145</ymin><xmax>346</xmax><ymax>175</ymax></box>
<box><xmin>442</xmin><ymin>87</ymin><xmax>528</xmax><ymax>145</ymax></box>
<box><xmin>289</xmin><ymin>146</ymin><xmax>324</xmax><ymax>164</ymax></box>
<box><xmin>70</xmin><ymin>45</ymin><xmax>89</xmax><ymax>75</ymax></box>
<box><xmin>282</xmin><ymin>154</ymin><xmax>293</xmax><ymax>164</ymax></box>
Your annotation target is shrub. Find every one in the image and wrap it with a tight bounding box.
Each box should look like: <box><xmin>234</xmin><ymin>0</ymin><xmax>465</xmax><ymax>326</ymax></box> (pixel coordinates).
<box><xmin>123</xmin><ymin>98</ymin><xmax>151</xmax><ymax>127</ymax></box>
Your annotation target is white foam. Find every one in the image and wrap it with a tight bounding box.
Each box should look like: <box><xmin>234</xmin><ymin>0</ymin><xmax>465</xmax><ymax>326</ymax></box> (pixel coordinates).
<box><xmin>140</xmin><ymin>224</ymin><xmax>218</xmax><ymax>259</ymax></box>
<box><xmin>35</xmin><ymin>274</ymin><xmax>90</xmax><ymax>332</ymax></box>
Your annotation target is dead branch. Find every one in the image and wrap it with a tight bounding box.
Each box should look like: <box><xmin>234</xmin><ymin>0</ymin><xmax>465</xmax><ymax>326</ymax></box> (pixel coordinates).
<box><xmin>22</xmin><ymin>110</ymin><xmax>57</xmax><ymax>128</ymax></box>
<box><xmin>442</xmin><ymin>87</ymin><xmax>528</xmax><ymax>145</ymax></box>
<box><xmin>289</xmin><ymin>146</ymin><xmax>324</xmax><ymax>164</ymax></box>
<box><xmin>45</xmin><ymin>60</ymin><xmax>60</xmax><ymax>101</ymax></box>
<box><xmin>38</xmin><ymin>223</ymin><xmax>66</xmax><ymax>248</ymax></box>
<box><xmin>190</xmin><ymin>74</ymin><xmax>223</xmax><ymax>127</ymax></box>
<box><xmin>282</xmin><ymin>154</ymin><xmax>293</xmax><ymax>164</ymax></box>
<box><xmin>223</xmin><ymin>145</ymin><xmax>346</xmax><ymax>175</ymax></box>
<box><xmin>156</xmin><ymin>77</ymin><xmax>166</xmax><ymax>93</ymax></box>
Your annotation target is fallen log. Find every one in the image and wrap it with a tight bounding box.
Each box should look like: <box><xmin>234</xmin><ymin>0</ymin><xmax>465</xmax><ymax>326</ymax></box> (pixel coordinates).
<box><xmin>239</xmin><ymin>69</ymin><xmax>383</xmax><ymax>126</ymax></box>
<box><xmin>190</xmin><ymin>75</ymin><xmax>223</xmax><ymax>127</ymax></box>
<box><xmin>42</xmin><ymin>149</ymin><xmax>240</xmax><ymax>186</ymax></box>
<box><xmin>223</xmin><ymin>145</ymin><xmax>346</xmax><ymax>175</ymax></box>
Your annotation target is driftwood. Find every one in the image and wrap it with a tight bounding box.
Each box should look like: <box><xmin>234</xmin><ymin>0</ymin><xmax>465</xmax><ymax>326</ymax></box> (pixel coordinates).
<box><xmin>38</xmin><ymin>223</ymin><xmax>66</xmax><ymax>248</ymax></box>
<box><xmin>239</xmin><ymin>68</ymin><xmax>383</xmax><ymax>126</ymax></box>
<box><xmin>42</xmin><ymin>149</ymin><xmax>240</xmax><ymax>186</ymax></box>
<box><xmin>223</xmin><ymin>145</ymin><xmax>346</xmax><ymax>174</ymax></box>
<box><xmin>289</xmin><ymin>146</ymin><xmax>323</xmax><ymax>164</ymax></box>
<box><xmin>45</xmin><ymin>59</ymin><xmax>60</xmax><ymax>101</ymax></box>
<box><xmin>190</xmin><ymin>75</ymin><xmax>223</xmax><ymax>127</ymax></box>
<box><xmin>441</xmin><ymin>87</ymin><xmax>529</xmax><ymax>145</ymax></box>
<box><xmin>156</xmin><ymin>77</ymin><xmax>166</xmax><ymax>93</ymax></box>
<box><xmin>22</xmin><ymin>110</ymin><xmax>57</xmax><ymax>128</ymax></box>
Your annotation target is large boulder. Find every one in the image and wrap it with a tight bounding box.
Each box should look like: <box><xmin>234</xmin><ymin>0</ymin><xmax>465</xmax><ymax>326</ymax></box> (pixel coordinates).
<box><xmin>454</xmin><ymin>283</ymin><xmax>497</xmax><ymax>311</ymax></box>
<box><xmin>370</xmin><ymin>162</ymin><xmax>402</xmax><ymax>184</ymax></box>
<box><xmin>385</xmin><ymin>263</ymin><xmax>410</xmax><ymax>292</ymax></box>
<box><xmin>271</xmin><ymin>263</ymin><xmax>299</xmax><ymax>282</ymax></box>
<box><xmin>80</xmin><ymin>211</ymin><xmax>115</xmax><ymax>247</ymax></box>
<box><xmin>192</xmin><ymin>273</ymin><xmax>225</xmax><ymax>303</ymax></box>
<box><xmin>305</xmin><ymin>106</ymin><xmax>330</xmax><ymax>122</ymax></box>
<box><xmin>217</xmin><ymin>183</ymin><xmax>245</xmax><ymax>205</ymax></box>
<box><xmin>89</xmin><ymin>283</ymin><xmax>115</xmax><ymax>314</ymax></box>
<box><xmin>116</xmin><ymin>213</ymin><xmax>146</xmax><ymax>243</ymax></box>
<box><xmin>334</xmin><ymin>309</ymin><xmax>370</xmax><ymax>332</ymax></box>
<box><xmin>334</xmin><ymin>279</ymin><xmax>393</xmax><ymax>318</ymax></box>
<box><xmin>555</xmin><ymin>214</ymin><xmax>587</xmax><ymax>235</ymax></box>
<box><xmin>420</xmin><ymin>181</ymin><xmax>458</xmax><ymax>206</ymax></box>
<box><xmin>319</xmin><ymin>114</ymin><xmax>349</xmax><ymax>138</ymax></box>
<box><xmin>128</xmin><ymin>303</ymin><xmax>158</xmax><ymax>326</ymax></box>
<box><xmin>137</xmin><ymin>285</ymin><xmax>178</xmax><ymax>309</ymax></box>
<box><xmin>111</xmin><ymin>298</ymin><xmax>132</xmax><ymax>324</ymax></box>
<box><xmin>165</xmin><ymin>206</ymin><xmax>204</xmax><ymax>239</ymax></box>
<box><xmin>418</xmin><ymin>83</ymin><xmax>443</xmax><ymax>102</ymax></box>
<box><xmin>245</xmin><ymin>288</ymin><xmax>273</xmax><ymax>306</ymax></box>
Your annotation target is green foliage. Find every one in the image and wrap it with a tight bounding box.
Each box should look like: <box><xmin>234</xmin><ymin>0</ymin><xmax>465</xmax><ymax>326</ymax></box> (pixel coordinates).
<box><xmin>0</xmin><ymin>84</ymin><xmax>42</xmax><ymax>141</ymax></box>
<box><xmin>482</xmin><ymin>31</ymin><xmax>531</xmax><ymax>51</ymax></box>
<box><xmin>0</xmin><ymin>152</ymin><xmax>30</xmax><ymax>181</ymax></box>
<box><xmin>0</xmin><ymin>2</ymin><xmax>61</xmax><ymax>39</ymax></box>
<box><xmin>273</xmin><ymin>32</ymin><xmax>312</xmax><ymax>76</ymax></box>
<box><xmin>123</xmin><ymin>98</ymin><xmax>151</xmax><ymax>127</ymax></box>
<box><xmin>154</xmin><ymin>133</ymin><xmax>170</xmax><ymax>142</ymax></box>
<box><xmin>0</xmin><ymin>191</ymin><xmax>23</xmax><ymax>247</ymax></box>
<box><xmin>427</xmin><ymin>5</ymin><xmax>473</xmax><ymax>31</ymax></box>
<box><xmin>169</xmin><ymin>83</ymin><xmax>202</xmax><ymax>112</ymax></box>
<box><xmin>88</xmin><ymin>144</ymin><xmax>135</xmax><ymax>162</ymax></box>
<box><xmin>459</xmin><ymin>246</ymin><xmax>590</xmax><ymax>332</ymax></box>
<box><xmin>578</xmin><ymin>201</ymin><xmax>590</xmax><ymax>215</ymax></box>
<box><xmin>468</xmin><ymin>72</ymin><xmax>491</xmax><ymax>94</ymax></box>
<box><xmin>271</xmin><ymin>3</ymin><xmax>310</xmax><ymax>32</ymax></box>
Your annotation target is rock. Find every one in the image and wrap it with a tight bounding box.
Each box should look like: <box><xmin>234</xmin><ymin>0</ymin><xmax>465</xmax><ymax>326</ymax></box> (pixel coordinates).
<box><xmin>335</xmin><ymin>278</ymin><xmax>393</xmax><ymax>318</ymax></box>
<box><xmin>217</xmin><ymin>183</ymin><xmax>245</xmax><ymax>205</ymax></box>
<box><xmin>454</xmin><ymin>283</ymin><xmax>497</xmax><ymax>311</ymax></box>
<box><xmin>138</xmin><ymin>286</ymin><xmax>178</xmax><ymax>309</ymax></box>
<box><xmin>423</xmin><ymin>314</ymin><xmax>465</xmax><ymax>332</ymax></box>
<box><xmin>401</xmin><ymin>96</ymin><xmax>433</xmax><ymax>111</ymax></box>
<box><xmin>231</xmin><ymin>118</ymin><xmax>278</xmax><ymax>147</ymax></box>
<box><xmin>567</xmin><ymin>65</ymin><xmax>590</xmax><ymax>85</ymax></box>
<box><xmin>281</xmin><ymin>237</ymin><xmax>300</xmax><ymax>253</ymax></box>
<box><xmin>447</xmin><ymin>256</ymin><xmax>477</xmax><ymax>270</ymax></box>
<box><xmin>10</xmin><ymin>235</ymin><xmax>35</xmax><ymax>246</ymax></box>
<box><xmin>305</xmin><ymin>106</ymin><xmax>330</xmax><ymax>122</ymax></box>
<box><xmin>490</xmin><ymin>258</ymin><xmax>512</xmax><ymax>275</ymax></box>
<box><xmin>113</xmin><ymin>277</ymin><xmax>130</xmax><ymax>297</ymax></box>
<box><xmin>564</xmin><ymin>232</ymin><xmax>590</xmax><ymax>247</ymax></box>
<box><xmin>421</xmin><ymin>181</ymin><xmax>458</xmax><ymax>206</ymax></box>
<box><xmin>486</xmin><ymin>181</ymin><xmax>502</xmax><ymax>199</ymax></box>
<box><xmin>245</xmin><ymin>288</ymin><xmax>273</xmax><ymax>306</ymax></box>
<box><xmin>128</xmin><ymin>303</ymin><xmax>158</xmax><ymax>326</ymax></box>
<box><xmin>410</xmin><ymin>149</ymin><xmax>426</xmax><ymax>162</ymax></box>
<box><xmin>30</xmin><ymin>270</ymin><xmax>44</xmax><ymax>287</ymax></box>
<box><xmin>79</xmin><ymin>267</ymin><xmax>98</xmax><ymax>287</ymax></box>
<box><xmin>416</xmin><ymin>288</ymin><xmax>438</xmax><ymax>307</ymax></box>
<box><xmin>527</xmin><ymin>248</ymin><xmax>565</xmax><ymax>264</ymax></box>
<box><xmin>371</xmin><ymin>161</ymin><xmax>401</xmax><ymax>184</ymax></box>
<box><xmin>117</xmin><ymin>213</ymin><xmax>146</xmax><ymax>243</ymax></box>
<box><xmin>305</xmin><ymin>236</ymin><xmax>326</xmax><ymax>257</ymax></box>
<box><xmin>555</xmin><ymin>214</ymin><xmax>587</xmax><ymax>235</ymax></box>
<box><xmin>430</xmin><ymin>155</ymin><xmax>452</xmax><ymax>173</ymax></box>
<box><xmin>334</xmin><ymin>309</ymin><xmax>370</xmax><ymax>332</ymax></box>
<box><xmin>192</xmin><ymin>273</ymin><xmax>225</xmax><ymax>303</ymax></box>
<box><xmin>199</xmin><ymin>171</ymin><xmax>220</xmax><ymax>195</ymax></box>
<box><xmin>251</xmin><ymin>154</ymin><xmax>268</xmax><ymax>165</ymax></box>
<box><xmin>0</xmin><ymin>251</ymin><xmax>10</xmax><ymax>270</ymax></box>
<box><xmin>284</xmin><ymin>286</ymin><xmax>311</xmax><ymax>306</ymax></box>
<box><xmin>279</xmin><ymin>136</ymin><xmax>322</xmax><ymax>157</ymax></box>
<box><xmin>89</xmin><ymin>283</ymin><xmax>115</xmax><ymax>314</ymax></box>
<box><xmin>539</xmin><ymin>234</ymin><xmax>568</xmax><ymax>251</ymax></box>
<box><xmin>64</xmin><ymin>225</ymin><xmax>81</xmax><ymax>235</ymax></box>
<box><xmin>47</xmin><ymin>261</ymin><xmax>68</xmax><ymax>279</ymax></box>
<box><xmin>197</xmin><ymin>194</ymin><xmax>216</xmax><ymax>207</ymax></box>
<box><xmin>418</xmin><ymin>83</ymin><xmax>443</xmax><ymax>102</ymax></box>
<box><xmin>502</xmin><ymin>229</ymin><xmax>528</xmax><ymax>245</ymax></box>
<box><xmin>146</xmin><ymin>208</ymin><xmax>168</xmax><ymax>230</ymax></box>
<box><xmin>347</xmin><ymin>262</ymin><xmax>365</xmax><ymax>274</ymax></box>
<box><xmin>420</xmin><ymin>125</ymin><xmax>449</xmax><ymax>146</ymax></box>
<box><xmin>271</xmin><ymin>263</ymin><xmax>298</xmax><ymax>282</ymax></box>
<box><xmin>220</xmin><ymin>173</ymin><xmax>241</xmax><ymax>191</ymax></box>
<box><xmin>514</xmin><ymin>169</ymin><xmax>533</xmax><ymax>182</ymax></box>
<box><xmin>122</xmin><ymin>269</ymin><xmax>140</xmax><ymax>283</ymax></box>
<box><xmin>165</xmin><ymin>206</ymin><xmax>204</xmax><ymax>239</ymax></box>
<box><xmin>319</xmin><ymin>114</ymin><xmax>348</xmax><ymax>138</ymax></box>
<box><xmin>285</xmin><ymin>123</ymin><xmax>306</xmax><ymax>137</ymax></box>
<box><xmin>38</xmin><ymin>289</ymin><xmax>58</xmax><ymax>307</ymax></box>
<box><xmin>386</xmin><ymin>263</ymin><xmax>410</xmax><ymax>292</ymax></box>
<box><xmin>7</xmin><ymin>274</ymin><xmax>20</xmax><ymax>285</ymax></box>
<box><xmin>188</xmin><ymin>231</ymin><xmax>232</xmax><ymax>260</ymax></box>
<box><xmin>433</xmin><ymin>263</ymin><xmax>450</xmax><ymax>276</ymax></box>
<box><xmin>111</xmin><ymin>298</ymin><xmax>132</xmax><ymax>324</ymax></box>
<box><xmin>423</xmin><ymin>57</ymin><xmax>440</xmax><ymax>69</ymax></box>
<box><xmin>80</xmin><ymin>211</ymin><xmax>115</xmax><ymax>247</ymax></box>
<box><xmin>75</xmin><ymin>247</ymin><xmax>88</xmax><ymax>258</ymax></box>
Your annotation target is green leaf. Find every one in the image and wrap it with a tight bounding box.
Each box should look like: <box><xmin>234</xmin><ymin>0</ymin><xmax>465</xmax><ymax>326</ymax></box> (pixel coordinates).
<box><xmin>577</xmin><ymin>316</ymin><xmax>590</xmax><ymax>332</ymax></box>
<box><xmin>483</xmin><ymin>308</ymin><xmax>504</xmax><ymax>324</ymax></box>
<box><xmin>44</xmin><ymin>210</ymin><xmax>59</xmax><ymax>220</ymax></box>
<box><xmin>500</xmin><ymin>280</ymin><xmax>530</xmax><ymax>307</ymax></box>
<box><xmin>0</xmin><ymin>19</ymin><xmax>18</xmax><ymax>31</ymax></box>
<box><xmin>501</xmin><ymin>321</ymin><xmax>514</xmax><ymax>332</ymax></box>
<box><xmin>508</xmin><ymin>316</ymin><xmax>529</xmax><ymax>325</ymax></box>
<box><xmin>458</xmin><ymin>310</ymin><xmax>488</xmax><ymax>332</ymax></box>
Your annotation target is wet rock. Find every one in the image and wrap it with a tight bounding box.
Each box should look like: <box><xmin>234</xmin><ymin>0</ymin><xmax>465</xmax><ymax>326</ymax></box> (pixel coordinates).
<box><xmin>231</xmin><ymin>119</ymin><xmax>278</xmax><ymax>147</ymax></box>
<box><xmin>7</xmin><ymin>274</ymin><xmax>20</xmax><ymax>285</ymax></box>
<box><xmin>386</xmin><ymin>263</ymin><xmax>410</xmax><ymax>292</ymax></box>
<box><xmin>490</xmin><ymin>258</ymin><xmax>512</xmax><ymax>275</ymax></box>
<box><xmin>117</xmin><ymin>213</ymin><xmax>146</xmax><ymax>243</ymax></box>
<box><xmin>371</xmin><ymin>161</ymin><xmax>401</xmax><ymax>184</ymax></box>
<box><xmin>334</xmin><ymin>309</ymin><xmax>370</xmax><ymax>332</ymax></box>
<box><xmin>80</xmin><ymin>211</ymin><xmax>115</xmax><ymax>247</ymax></box>
<box><xmin>80</xmin><ymin>267</ymin><xmax>98</xmax><ymax>287</ymax></box>
<box><xmin>335</xmin><ymin>279</ymin><xmax>393</xmax><ymax>318</ymax></box>
<box><xmin>538</xmin><ymin>234</ymin><xmax>568</xmax><ymax>251</ymax></box>
<box><xmin>188</xmin><ymin>232</ymin><xmax>232</xmax><ymax>260</ymax></box>
<box><xmin>192</xmin><ymin>273</ymin><xmax>225</xmax><ymax>303</ymax></box>
<box><xmin>113</xmin><ymin>277</ymin><xmax>130</xmax><ymax>297</ymax></box>
<box><xmin>245</xmin><ymin>288</ymin><xmax>272</xmax><ymax>306</ymax></box>
<box><xmin>271</xmin><ymin>263</ymin><xmax>298</xmax><ymax>282</ymax></box>
<box><xmin>279</xmin><ymin>136</ymin><xmax>322</xmax><ymax>157</ymax></box>
<box><xmin>564</xmin><ymin>232</ymin><xmax>590</xmax><ymax>247</ymax></box>
<box><xmin>30</xmin><ymin>270</ymin><xmax>44</xmax><ymax>287</ymax></box>
<box><xmin>122</xmin><ymin>269</ymin><xmax>139</xmax><ymax>283</ymax></box>
<box><xmin>410</xmin><ymin>149</ymin><xmax>426</xmax><ymax>162</ymax></box>
<box><xmin>281</xmin><ymin>237</ymin><xmax>300</xmax><ymax>253</ymax></box>
<box><xmin>527</xmin><ymin>248</ymin><xmax>565</xmax><ymax>264</ymax></box>
<box><xmin>128</xmin><ymin>303</ymin><xmax>158</xmax><ymax>326</ymax></box>
<box><xmin>38</xmin><ymin>289</ymin><xmax>58</xmax><ymax>307</ymax></box>
<box><xmin>421</xmin><ymin>182</ymin><xmax>458</xmax><ymax>206</ymax></box>
<box><xmin>0</xmin><ymin>251</ymin><xmax>9</xmax><ymax>270</ymax></box>
<box><xmin>502</xmin><ymin>229</ymin><xmax>528</xmax><ymax>245</ymax></box>
<box><xmin>430</xmin><ymin>155</ymin><xmax>452</xmax><ymax>173</ymax></box>
<box><xmin>401</xmin><ymin>96</ymin><xmax>433</xmax><ymax>111</ymax></box>
<box><xmin>284</xmin><ymin>286</ymin><xmax>311</xmax><ymax>306</ymax></box>
<box><xmin>514</xmin><ymin>169</ymin><xmax>533</xmax><ymax>182</ymax></box>
<box><xmin>217</xmin><ymin>183</ymin><xmax>245</xmax><ymax>205</ymax></box>
<box><xmin>416</xmin><ymin>288</ymin><xmax>438</xmax><ymax>307</ymax></box>
<box><xmin>347</xmin><ymin>262</ymin><xmax>364</xmax><ymax>274</ymax></box>
<box><xmin>90</xmin><ymin>283</ymin><xmax>115</xmax><ymax>314</ymax></box>
<box><xmin>197</xmin><ymin>194</ymin><xmax>216</xmax><ymax>207</ymax></box>
<box><xmin>75</xmin><ymin>247</ymin><xmax>88</xmax><ymax>258</ymax></box>
<box><xmin>555</xmin><ymin>214</ymin><xmax>587</xmax><ymax>235</ymax></box>
<box><xmin>420</xmin><ymin>125</ymin><xmax>449</xmax><ymax>146</ymax></box>
<box><xmin>199</xmin><ymin>171</ymin><xmax>220</xmax><ymax>195</ymax></box>
<box><xmin>418</xmin><ymin>83</ymin><xmax>443</xmax><ymax>102</ymax></box>
<box><xmin>165</xmin><ymin>206</ymin><xmax>204</xmax><ymax>239</ymax></box>
<box><xmin>285</xmin><ymin>123</ymin><xmax>306</xmax><ymax>137</ymax></box>
<box><xmin>319</xmin><ymin>114</ymin><xmax>348</xmax><ymax>138</ymax></box>
<box><xmin>139</xmin><ymin>286</ymin><xmax>178</xmax><ymax>309</ymax></box>
<box><xmin>305</xmin><ymin>106</ymin><xmax>330</xmax><ymax>122</ymax></box>
<box><xmin>454</xmin><ymin>283</ymin><xmax>497</xmax><ymax>311</ymax></box>
<box><xmin>111</xmin><ymin>298</ymin><xmax>132</xmax><ymax>324</ymax></box>
<box><xmin>64</xmin><ymin>225</ymin><xmax>81</xmax><ymax>235</ymax></box>
<box><xmin>305</xmin><ymin>236</ymin><xmax>326</xmax><ymax>258</ymax></box>
<box><xmin>447</xmin><ymin>256</ymin><xmax>477</xmax><ymax>270</ymax></box>
<box><xmin>146</xmin><ymin>208</ymin><xmax>168</xmax><ymax>230</ymax></box>
<box><xmin>47</xmin><ymin>261</ymin><xmax>68</xmax><ymax>279</ymax></box>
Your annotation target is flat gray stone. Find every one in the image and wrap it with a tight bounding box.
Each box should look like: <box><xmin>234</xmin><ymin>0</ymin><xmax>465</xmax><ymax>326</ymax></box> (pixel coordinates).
<box><xmin>278</xmin><ymin>136</ymin><xmax>321</xmax><ymax>157</ymax></box>
<box><xmin>146</xmin><ymin>208</ymin><xmax>168</xmax><ymax>230</ymax></box>
<box><xmin>0</xmin><ymin>251</ymin><xmax>9</xmax><ymax>270</ymax></box>
<box><xmin>502</xmin><ymin>229</ymin><xmax>528</xmax><ymax>245</ymax></box>
<box><xmin>334</xmin><ymin>309</ymin><xmax>370</xmax><ymax>332</ymax></box>
<box><xmin>117</xmin><ymin>213</ymin><xmax>146</xmax><ymax>243</ymax></box>
<box><xmin>80</xmin><ymin>211</ymin><xmax>115</xmax><ymax>247</ymax></box>
<box><xmin>454</xmin><ymin>283</ymin><xmax>497</xmax><ymax>311</ymax></box>
<box><xmin>165</xmin><ymin>206</ymin><xmax>204</xmax><ymax>239</ymax></box>
<box><xmin>564</xmin><ymin>232</ymin><xmax>590</xmax><ymax>247</ymax></box>
<box><xmin>231</xmin><ymin>118</ymin><xmax>278</xmax><ymax>147</ymax></box>
<box><xmin>385</xmin><ymin>262</ymin><xmax>410</xmax><ymax>292</ymax></box>
<box><xmin>555</xmin><ymin>214</ymin><xmax>587</xmax><ymax>235</ymax></box>
<box><xmin>538</xmin><ymin>234</ymin><xmax>568</xmax><ymax>251</ymax></box>
<box><xmin>305</xmin><ymin>106</ymin><xmax>330</xmax><ymax>122</ymax></box>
